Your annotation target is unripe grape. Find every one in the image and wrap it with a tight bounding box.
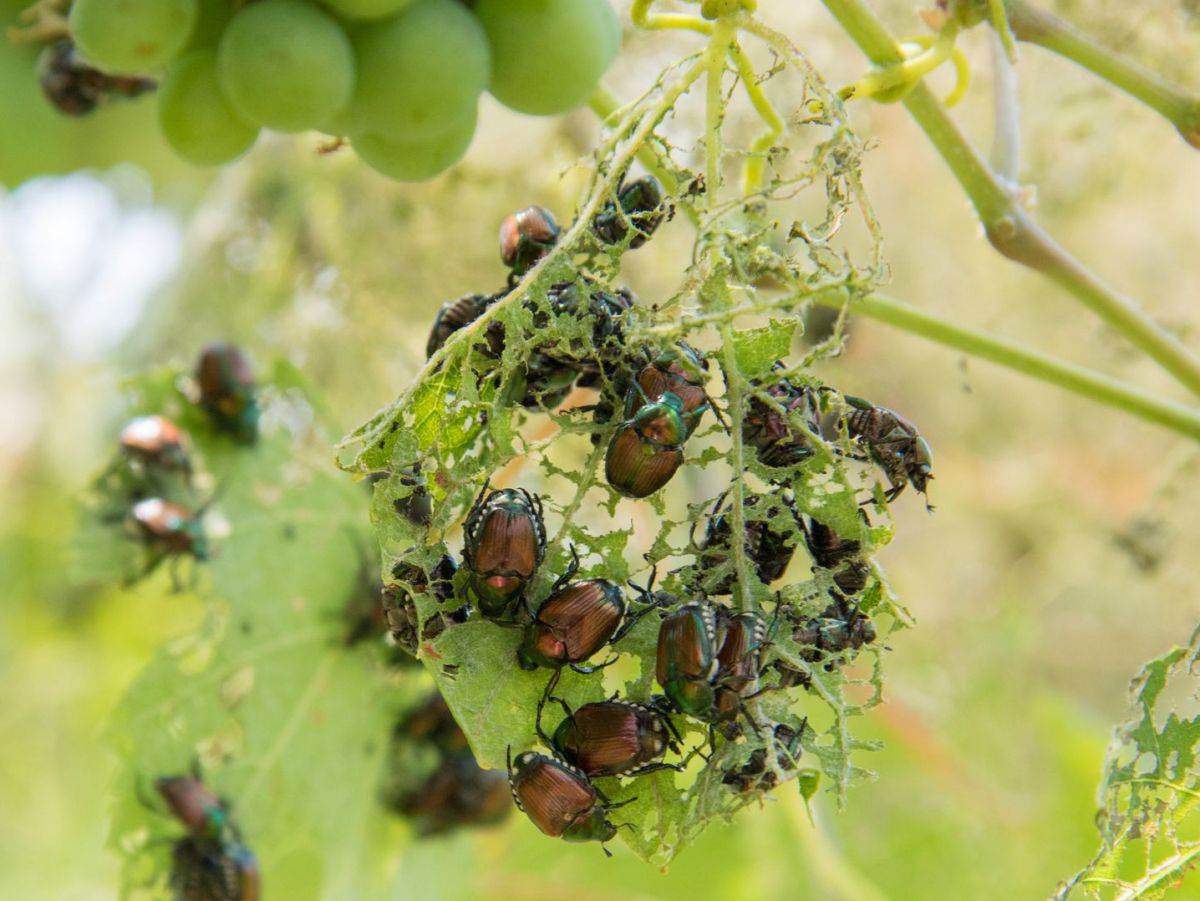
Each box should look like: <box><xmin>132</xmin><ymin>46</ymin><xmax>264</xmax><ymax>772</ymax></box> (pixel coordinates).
<box><xmin>158</xmin><ymin>51</ymin><xmax>259</xmax><ymax>166</ymax></box>
<box><xmin>474</xmin><ymin>0</ymin><xmax>620</xmax><ymax>116</ymax></box>
<box><xmin>188</xmin><ymin>0</ymin><xmax>235</xmax><ymax>49</ymax></box>
<box><xmin>70</xmin><ymin>0</ymin><xmax>197</xmax><ymax>74</ymax></box>
<box><xmin>347</xmin><ymin>0</ymin><xmax>489</xmax><ymax>141</ymax></box>
<box><xmin>352</xmin><ymin>112</ymin><xmax>476</xmax><ymax>181</ymax></box>
<box><xmin>323</xmin><ymin>0</ymin><xmax>418</xmax><ymax>21</ymax></box>
<box><xmin>218</xmin><ymin>0</ymin><xmax>355</xmax><ymax>132</ymax></box>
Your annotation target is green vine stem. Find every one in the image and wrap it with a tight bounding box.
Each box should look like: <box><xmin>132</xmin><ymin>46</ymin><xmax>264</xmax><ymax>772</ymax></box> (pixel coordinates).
<box><xmin>809</xmin><ymin>1</ymin><xmax>1200</xmax><ymax>403</ymax></box>
<box><xmin>988</xmin><ymin>30</ymin><xmax>1020</xmax><ymax>182</ymax></box>
<box><xmin>814</xmin><ymin>291</ymin><xmax>1200</xmax><ymax>442</ymax></box>
<box><xmin>1004</xmin><ymin>0</ymin><xmax>1200</xmax><ymax>148</ymax></box>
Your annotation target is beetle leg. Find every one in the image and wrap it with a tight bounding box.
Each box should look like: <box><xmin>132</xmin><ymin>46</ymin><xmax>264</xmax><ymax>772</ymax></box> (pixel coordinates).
<box><xmin>622</xmin><ymin>762</ymin><xmax>683</xmax><ymax>779</ymax></box>
<box><xmin>660</xmin><ymin>712</ymin><xmax>685</xmax><ymax>748</ymax></box>
<box><xmin>570</xmin><ymin>655</ymin><xmax>617</xmax><ymax>675</ymax></box>
<box><xmin>551</xmin><ymin>544</ymin><xmax>581</xmax><ymax>592</ymax></box>
<box><xmin>544</xmin><ymin>667</ymin><xmax>563</xmax><ymax>700</ymax></box>
<box><xmin>534</xmin><ymin>688</ymin><xmax>558</xmax><ymax>748</ymax></box>
<box><xmin>601</xmin><ymin>794</ymin><xmax>638</xmax><ymax>810</ymax></box>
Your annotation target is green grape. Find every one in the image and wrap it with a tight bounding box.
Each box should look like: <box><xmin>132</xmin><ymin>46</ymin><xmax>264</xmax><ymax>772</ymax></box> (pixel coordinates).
<box><xmin>188</xmin><ymin>0</ymin><xmax>235</xmax><ymax>49</ymax></box>
<box><xmin>217</xmin><ymin>0</ymin><xmax>355</xmax><ymax>132</ymax></box>
<box><xmin>351</xmin><ymin>112</ymin><xmax>476</xmax><ymax>181</ymax></box>
<box><xmin>348</xmin><ymin>0</ymin><xmax>489</xmax><ymax>141</ymax></box>
<box><xmin>474</xmin><ymin>0</ymin><xmax>620</xmax><ymax>116</ymax></box>
<box><xmin>69</xmin><ymin>0</ymin><xmax>197</xmax><ymax>74</ymax></box>
<box><xmin>157</xmin><ymin>51</ymin><xmax>258</xmax><ymax>166</ymax></box>
<box><xmin>322</xmin><ymin>0</ymin><xmax>417</xmax><ymax>21</ymax></box>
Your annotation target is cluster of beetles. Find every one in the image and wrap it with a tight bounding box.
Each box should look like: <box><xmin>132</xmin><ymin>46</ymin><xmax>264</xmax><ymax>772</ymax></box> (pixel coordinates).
<box><xmin>97</xmin><ymin>341</ymin><xmax>260</xmax><ymax>586</ymax></box>
<box><xmin>380</xmin><ymin>174</ymin><xmax>936</xmax><ymax>851</ymax></box>
<box><xmin>99</xmin><ymin>172</ymin><xmax>936</xmax><ymax>881</ymax></box>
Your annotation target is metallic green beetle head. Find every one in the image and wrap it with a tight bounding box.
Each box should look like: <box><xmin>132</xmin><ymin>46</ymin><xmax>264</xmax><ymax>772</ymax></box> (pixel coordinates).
<box><xmin>632</xmin><ymin>393</ymin><xmax>688</xmax><ymax>448</ymax></box>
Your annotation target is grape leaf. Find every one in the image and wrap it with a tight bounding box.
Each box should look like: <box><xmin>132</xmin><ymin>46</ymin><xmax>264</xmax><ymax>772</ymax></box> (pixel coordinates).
<box><xmin>104</xmin><ymin>368</ymin><xmax>407</xmax><ymax>900</ymax></box>
<box><xmin>1056</xmin><ymin>625</ymin><xmax>1200</xmax><ymax>899</ymax></box>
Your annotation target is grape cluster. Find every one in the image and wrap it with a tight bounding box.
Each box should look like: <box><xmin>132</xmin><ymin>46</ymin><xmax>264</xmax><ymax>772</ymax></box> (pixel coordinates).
<box><xmin>60</xmin><ymin>0</ymin><xmax>621</xmax><ymax>178</ymax></box>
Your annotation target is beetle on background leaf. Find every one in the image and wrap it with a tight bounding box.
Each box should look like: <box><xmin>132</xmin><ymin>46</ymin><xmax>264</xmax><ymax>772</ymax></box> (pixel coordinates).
<box><xmin>462</xmin><ymin>485</ymin><xmax>547</xmax><ymax>620</ymax></box>
<box><xmin>380</xmin><ymin>554</ymin><xmax>461</xmax><ymax>656</ymax></box>
<box><xmin>38</xmin><ymin>38</ymin><xmax>155</xmax><ymax>117</ymax></box>
<box><xmin>425</xmin><ymin>292</ymin><xmax>505</xmax><ymax>360</ymax></box>
<box><xmin>382</xmin><ymin>692</ymin><xmax>512</xmax><ymax>836</ymax></box>
<box><xmin>127</xmin><ymin>496</ymin><xmax>210</xmax><ymax>586</ymax></box>
<box><xmin>195</xmin><ymin>342</ymin><xmax>260</xmax><ymax>446</ymax></box>
<box><xmin>152</xmin><ymin>770</ymin><xmax>260</xmax><ymax>901</ymax></box>
<box><xmin>773</xmin><ymin>597</ymin><xmax>877</xmax><ymax>689</ymax></box>
<box><xmin>119</xmin><ymin>415</ymin><xmax>192</xmax><ymax>477</ymax></box>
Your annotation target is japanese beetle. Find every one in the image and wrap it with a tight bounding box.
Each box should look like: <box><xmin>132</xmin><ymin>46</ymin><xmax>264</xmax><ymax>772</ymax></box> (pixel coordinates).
<box><xmin>156</xmin><ymin>776</ymin><xmax>229</xmax><ymax>839</ymax></box>
<box><xmin>195</xmin><ymin>343</ymin><xmax>260</xmax><ymax>445</ymax></box>
<box><xmin>722</xmin><ymin>722</ymin><xmax>805</xmax><ymax>794</ymax></box>
<box><xmin>169</xmin><ymin>835</ymin><xmax>260</xmax><ymax>901</ymax></box>
<box><xmin>391</xmin><ymin>464</ymin><xmax>433</xmax><ymax>529</ymax></box>
<box><xmin>617</xmin><ymin>343</ymin><xmax>710</xmax><ymax>433</ymax></box>
<box><xmin>155</xmin><ymin>774</ymin><xmax>260</xmax><ymax>901</ymax></box>
<box><xmin>774</xmin><ymin>598</ymin><xmax>876</xmax><ymax>688</ymax></box>
<box><xmin>830</xmin><ymin>395</ymin><xmax>934</xmax><ymax>508</ymax></box>
<box><xmin>507</xmin><ymin>749</ymin><xmax>629</xmax><ymax>850</ymax></box>
<box><xmin>395</xmin><ymin>690</ymin><xmax>468</xmax><ymax>753</ymax></box>
<box><xmin>462</xmin><ymin>486</ymin><xmax>547</xmax><ymax>619</ymax></box>
<box><xmin>500</xmin><ymin>206</ymin><xmax>561</xmax><ymax>276</ymax></box>
<box><xmin>129</xmin><ymin>497</ymin><xmax>208</xmax><ymax>562</ymax></box>
<box><xmin>593</xmin><ymin>175</ymin><xmax>666</xmax><ymax>249</ymax></box>
<box><xmin>517</xmin><ymin>578</ymin><xmax>625</xmax><ymax>673</ymax></box>
<box><xmin>742</xmin><ymin>366</ymin><xmax>822</xmax><ymax>470</ymax></box>
<box><xmin>537</xmin><ymin>693</ymin><xmax>682</xmax><ymax>779</ymax></box>
<box><xmin>383</xmin><ymin>692</ymin><xmax>512</xmax><ymax>835</ymax></box>
<box><xmin>381</xmin><ymin>555</ymin><xmax>460</xmax><ymax>655</ymax></box>
<box><xmin>38</xmin><ymin>39</ymin><xmax>155</xmax><ymax>117</ymax></box>
<box><xmin>426</xmin><ymin>292</ymin><xmax>504</xmax><ymax>359</ymax></box>
<box><xmin>656</xmin><ymin>602</ymin><xmax>767</xmax><ymax>735</ymax></box>
<box><xmin>534</xmin><ymin>282</ymin><xmax>635</xmax><ymax>376</ymax></box>
<box><xmin>655</xmin><ymin>601</ymin><xmax>720</xmax><ymax>719</ymax></box>
<box><xmin>391</xmin><ymin>751</ymin><xmax>513</xmax><ymax>836</ymax></box>
<box><xmin>517</xmin><ymin>549</ymin><xmax>661</xmax><ymax>673</ymax></box>
<box><xmin>695</xmin><ymin>492</ymin><xmax>801</xmax><ymax>594</ymax></box>
<box><xmin>803</xmin><ymin>517</ymin><xmax>870</xmax><ymax>598</ymax></box>
<box><xmin>604</xmin><ymin>395</ymin><xmax>689</xmax><ymax>498</ymax></box>
<box><xmin>119</xmin><ymin>415</ymin><xmax>191</xmax><ymax>475</ymax></box>
<box><xmin>498</xmin><ymin>280</ymin><xmax>636</xmax><ymax>410</ymax></box>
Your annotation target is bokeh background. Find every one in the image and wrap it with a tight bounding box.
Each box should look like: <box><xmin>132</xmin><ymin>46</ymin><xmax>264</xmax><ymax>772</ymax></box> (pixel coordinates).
<box><xmin>3</xmin><ymin>0</ymin><xmax>1200</xmax><ymax>898</ymax></box>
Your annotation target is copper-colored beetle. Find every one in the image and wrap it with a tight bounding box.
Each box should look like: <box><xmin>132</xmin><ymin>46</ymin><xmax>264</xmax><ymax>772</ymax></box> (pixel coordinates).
<box><xmin>507</xmin><ymin>749</ymin><xmax>630</xmax><ymax>852</ymax></box>
<box><xmin>538</xmin><ymin>694</ymin><xmax>682</xmax><ymax>779</ymax></box>
<box><xmin>462</xmin><ymin>485</ymin><xmax>546</xmax><ymax>620</ymax></box>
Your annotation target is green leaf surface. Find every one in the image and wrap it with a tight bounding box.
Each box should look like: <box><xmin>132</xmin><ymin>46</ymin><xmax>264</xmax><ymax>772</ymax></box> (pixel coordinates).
<box><xmin>1057</xmin><ymin>626</ymin><xmax>1200</xmax><ymax>899</ymax></box>
<box><xmin>104</xmin><ymin>369</ymin><xmax>407</xmax><ymax>900</ymax></box>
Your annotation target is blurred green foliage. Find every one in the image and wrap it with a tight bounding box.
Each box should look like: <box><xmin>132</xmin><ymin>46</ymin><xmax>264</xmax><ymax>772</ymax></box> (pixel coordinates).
<box><xmin>4</xmin><ymin>0</ymin><xmax>1200</xmax><ymax>898</ymax></box>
